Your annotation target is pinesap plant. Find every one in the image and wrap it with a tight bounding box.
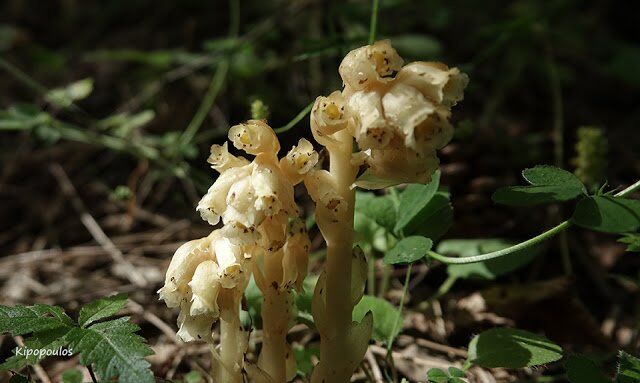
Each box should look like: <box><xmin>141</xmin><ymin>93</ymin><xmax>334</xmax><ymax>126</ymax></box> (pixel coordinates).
<box><xmin>2</xmin><ymin>33</ymin><xmax>640</xmax><ymax>383</ymax></box>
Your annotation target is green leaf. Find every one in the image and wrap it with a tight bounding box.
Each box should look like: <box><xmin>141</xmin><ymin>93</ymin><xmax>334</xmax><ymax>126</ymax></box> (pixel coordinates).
<box><xmin>572</xmin><ymin>196</ymin><xmax>640</xmax><ymax>233</ymax></box>
<box><xmin>294</xmin><ymin>344</ymin><xmax>320</xmax><ymax>376</ymax></box>
<box><xmin>427</xmin><ymin>368</ymin><xmax>449</xmax><ymax>383</ymax></box>
<box><xmin>0</xmin><ymin>304</ymin><xmax>74</xmax><ymax>335</ymax></box>
<box><xmin>66</xmin><ymin>317</ymin><xmax>154</xmax><ymax>383</ymax></box>
<box><xmin>45</xmin><ymin>78</ymin><xmax>94</xmax><ymax>108</ymax></box>
<box><xmin>184</xmin><ymin>370</ymin><xmax>204</xmax><ymax>383</ymax></box>
<box><xmin>61</xmin><ymin>369</ymin><xmax>83</xmax><ymax>383</ymax></box>
<box><xmin>492</xmin><ymin>165</ymin><xmax>585</xmax><ymax>206</ymax></box>
<box><xmin>448</xmin><ymin>367</ymin><xmax>466</xmax><ymax>378</ymax></box>
<box><xmin>566</xmin><ymin>355</ymin><xmax>611</xmax><ymax>383</ymax></box>
<box><xmin>617</xmin><ymin>351</ymin><xmax>640</xmax><ymax>383</ymax></box>
<box><xmin>79</xmin><ymin>293</ymin><xmax>128</xmax><ymax>327</ymax></box>
<box><xmin>441</xmin><ymin>239</ymin><xmax>541</xmax><ymax>280</ymax></box>
<box><xmin>395</xmin><ymin>171</ymin><xmax>440</xmax><ymax>233</ymax></box>
<box><xmin>401</xmin><ymin>192</ymin><xmax>453</xmax><ymax>240</ymax></box>
<box><xmin>384</xmin><ymin>236</ymin><xmax>433</xmax><ymax>265</ymax></box>
<box><xmin>618</xmin><ymin>233</ymin><xmax>640</xmax><ymax>252</ymax></box>
<box><xmin>353</xmin><ymin>296</ymin><xmax>400</xmax><ymax>345</ymax></box>
<box><xmin>467</xmin><ymin>328</ymin><xmax>563</xmax><ymax>368</ymax></box>
<box><xmin>355</xmin><ymin>192</ymin><xmax>397</xmax><ymax>232</ymax></box>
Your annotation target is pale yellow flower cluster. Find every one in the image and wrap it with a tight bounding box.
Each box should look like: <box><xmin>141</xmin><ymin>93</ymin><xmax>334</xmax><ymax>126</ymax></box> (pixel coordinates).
<box><xmin>312</xmin><ymin>40</ymin><xmax>468</xmax><ymax>189</ymax></box>
<box><xmin>159</xmin><ymin>120</ymin><xmax>315</xmax><ymax>382</ymax></box>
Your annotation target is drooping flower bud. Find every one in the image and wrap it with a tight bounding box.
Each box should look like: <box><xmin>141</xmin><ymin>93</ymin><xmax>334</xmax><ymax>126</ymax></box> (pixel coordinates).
<box><xmin>381</xmin><ymin>83</ymin><xmax>436</xmax><ymax>150</ymax></box>
<box><xmin>158</xmin><ymin>236</ymin><xmax>213</xmax><ymax>308</ymax></box>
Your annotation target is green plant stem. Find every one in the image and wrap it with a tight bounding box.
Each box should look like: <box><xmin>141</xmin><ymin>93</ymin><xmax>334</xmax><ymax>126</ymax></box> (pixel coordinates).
<box><xmin>274</xmin><ymin>101</ymin><xmax>313</xmax><ymax>133</ymax></box>
<box><xmin>0</xmin><ymin>58</ymin><xmax>50</xmax><ymax>96</ymax></box>
<box><xmin>179</xmin><ymin>0</ymin><xmax>239</xmax><ymax>146</ymax></box>
<box><xmin>428</xmin><ymin>179</ymin><xmax>640</xmax><ymax>264</ymax></box>
<box><xmin>387</xmin><ymin>263</ymin><xmax>412</xmax><ymax>352</ymax></box>
<box><xmin>368</xmin><ymin>0</ymin><xmax>380</xmax><ymax>44</ymax></box>
<box><xmin>433</xmin><ymin>275</ymin><xmax>458</xmax><ymax>300</ymax></box>
<box><xmin>546</xmin><ymin>48</ymin><xmax>572</xmax><ymax>275</ymax></box>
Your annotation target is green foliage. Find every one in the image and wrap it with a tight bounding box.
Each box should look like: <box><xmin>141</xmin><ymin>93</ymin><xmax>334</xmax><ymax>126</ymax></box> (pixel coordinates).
<box><xmin>565</xmin><ymin>355</ymin><xmax>611</xmax><ymax>383</ymax></box>
<box><xmin>356</xmin><ymin>191</ymin><xmax>397</xmax><ymax>232</ymax></box>
<box><xmin>617</xmin><ymin>351</ymin><xmax>640</xmax><ymax>383</ymax></box>
<box><xmin>618</xmin><ymin>233</ymin><xmax>640</xmax><ymax>252</ymax></box>
<box><xmin>294</xmin><ymin>344</ymin><xmax>320</xmax><ymax>376</ymax></box>
<box><xmin>61</xmin><ymin>368</ymin><xmax>83</xmax><ymax>383</ymax></box>
<box><xmin>440</xmin><ymin>239</ymin><xmax>541</xmax><ymax>280</ymax></box>
<box><xmin>384</xmin><ymin>236</ymin><xmax>433</xmax><ymax>265</ymax></box>
<box><xmin>467</xmin><ymin>328</ymin><xmax>563</xmax><ymax>368</ymax></box>
<box><xmin>352</xmin><ymin>295</ymin><xmax>400</xmax><ymax>345</ymax></box>
<box><xmin>0</xmin><ymin>294</ymin><xmax>154</xmax><ymax>383</ymax></box>
<box><xmin>394</xmin><ymin>171</ymin><xmax>441</xmax><ymax>233</ymax></box>
<box><xmin>78</xmin><ymin>293</ymin><xmax>128</xmax><ymax>327</ymax></box>
<box><xmin>250</xmin><ymin>99</ymin><xmax>270</xmax><ymax>120</ymax></box>
<box><xmin>493</xmin><ymin>166</ymin><xmax>585</xmax><ymax>206</ymax></box>
<box><xmin>45</xmin><ymin>78</ymin><xmax>93</xmax><ymax>108</ymax></box>
<box><xmin>572</xmin><ymin>196</ymin><xmax>640</xmax><ymax>233</ymax></box>
<box><xmin>183</xmin><ymin>370</ymin><xmax>204</xmax><ymax>383</ymax></box>
<box><xmin>427</xmin><ymin>367</ymin><xmax>468</xmax><ymax>383</ymax></box>
<box><xmin>571</xmin><ymin>127</ymin><xmax>608</xmax><ymax>189</ymax></box>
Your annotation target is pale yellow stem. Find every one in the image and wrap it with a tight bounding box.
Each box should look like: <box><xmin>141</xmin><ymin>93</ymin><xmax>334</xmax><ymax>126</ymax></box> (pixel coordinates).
<box><xmin>216</xmin><ymin>301</ymin><xmax>244</xmax><ymax>383</ymax></box>
<box><xmin>313</xmin><ymin>130</ymin><xmax>360</xmax><ymax>382</ymax></box>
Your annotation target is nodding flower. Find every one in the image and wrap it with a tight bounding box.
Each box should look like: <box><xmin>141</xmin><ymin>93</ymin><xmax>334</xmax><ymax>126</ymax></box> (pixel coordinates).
<box><xmin>207</xmin><ymin>142</ymin><xmax>249</xmax><ymax>173</ymax></box>
<box><xmin>313</xmin><ymin>40</ymin><xmax>468</xmax><ymax>189</ymax></box>
<box><xmin>197</xmin><ymin>148</ymin><xmax>298</xmax><ymax>230</ymax></box>
<box><xmin>310</xmin><ymin>91</ymin><xmax>350</xmax><ymax>146</ymax></box>
<box><xmin>339</xmin><ymin>40</ymin><xmax>404</xmax><ymax>92</ymax></box>
<box><xmin>280</xmin><ymin>138</ymin><xmax>319</xmax><ymax>185</ymax></box>
<box><xmin>158</xmin><ymin>231</ymin><xmax>249</xmax><ymax>343</ymax></box>
<box><xmin>229</xmin><ymin>119</ymin><xmax>280</xmax><ymax>156</ymax></box>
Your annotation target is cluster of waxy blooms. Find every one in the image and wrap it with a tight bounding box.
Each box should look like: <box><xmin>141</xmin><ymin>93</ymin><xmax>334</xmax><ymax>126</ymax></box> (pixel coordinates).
<box><xmin>159</xmin><ymin>40</ymin><xmax>467</xmax><ymax>383</ymax></box>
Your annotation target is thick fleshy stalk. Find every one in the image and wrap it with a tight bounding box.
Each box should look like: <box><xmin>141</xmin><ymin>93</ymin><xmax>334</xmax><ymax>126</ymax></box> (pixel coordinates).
<box><xmin>310</xmin><ymin>129</ymin><xmax>369</xmax><ymax>383</ymax></box>
<box><xmin>214</xmin><ymin>294</ymin><xmax>245</xmax><ymax>383</ymax></box>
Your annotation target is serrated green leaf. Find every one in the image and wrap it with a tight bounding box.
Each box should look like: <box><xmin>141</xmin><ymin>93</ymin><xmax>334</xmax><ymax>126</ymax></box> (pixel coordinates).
<box><xmin>353</xmin><ymin>296</ymin><xmax>400</xmax><ymax>345</ymax></box>
<box><xmin>427</xmin><ymin>368</ymin><xmax>449</xmax><ymax>383</ymax></box>
<box><xmin>355</xmin><ymin>192</ymin><xmax>397</xmax><ymax>231</ymax></box>
<box><xmin>448</xmin><ymin>367</ymin><xmax>466</xmax><ymax>378</ymax></box>
<box><xmin>441</xmin><ymin>239</ymin><xmax>541</xmax><ymax>280</ymax></box>
<box><xmin>79</xmin><ymin>293</ymin><xmax>128</xmax><ymax>327</ymax></box>
<box><xmin>0</xmin><ymin>304</ymin><xmax>74</xmax><ymax>336</ymax></box>
<box><xmin>61</xmin><ymin>368</ymin><xmax>83</xmax><ymax>383</ymax></box>
<box><xmin>467</xmin><ymin>328</ymin><xmax>563</xmax><ymax>368</ymax></box>
<box><xmin>401</xmin><ymin>192</ymin><xmax>453</xmax><ymax>240</ymax></box>
<box><xmin>493</xmin><ymin>166</ymin><xmax>585</xmax><ymax>206</ymax></box>
<box><xmin>617</xmin><ymin>351</ymin><xmax>640</xmax><ymax>383</ymax></box>
<box><xmin>618</xmin><ymin>233</ymin><xmax>640</xmax><ymax>252</ymax></box>
<box><xmin>395</xmin><ymin>171</ymin><xmax>440</xmax><ymax>233</ymax></box>
<box><xmin>566</xmin><ymin>355</ymin><xmax>610</xmax><ymax>383</ymax></box>
<box><xmin>384</xmin><ymin>236</ymin><xmax>433</xmax><ymax>265</ymax></box>
<box><xmin>67</xmin><ymin>317</ymin><xmax>154</xmax><ymax>383</ymax></box>
<box><xmin>572</xmin><ymin>196</ymin><xmax>640</xmax><ymax>233</ymax></box>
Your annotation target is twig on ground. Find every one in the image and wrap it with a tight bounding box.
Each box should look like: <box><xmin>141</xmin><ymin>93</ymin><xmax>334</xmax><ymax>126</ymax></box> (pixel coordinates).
<box><xmin>49</xmin><ymin>163</ymin><xmax>148</xmax><ymax>287</ymax></box>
